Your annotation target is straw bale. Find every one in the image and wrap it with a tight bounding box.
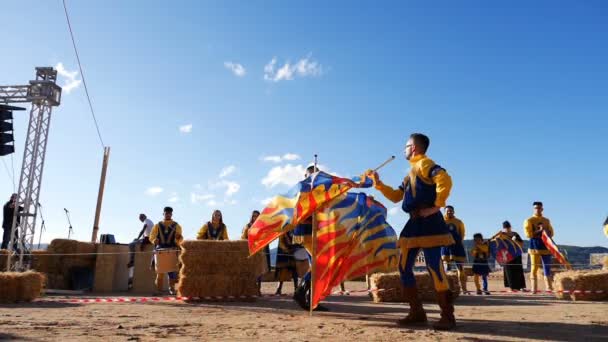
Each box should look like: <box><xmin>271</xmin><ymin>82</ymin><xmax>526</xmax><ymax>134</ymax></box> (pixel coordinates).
<box><xmin>370</xmin><ymin>272</ymin><xmax>461</xmax><ymax>303</ymax></box>
<box><xmin>177</xmin><ymin>274</ymin><xmax>258</xmax><ymax>299</ymax></box>
<box><xmin>554</xmin><ymin>270</ymin><xmax>608</xmax><ymax>301</ymax></box>
<box><xmin>42</xmin><ymin>239</ymin><xmax>96</xmax><ymax>289</ymax></box>
<box><xmin>179</xmin><ymin>240</ymin><xmax>267</xmax><ymax>277</ymax></box>
<box><xmin>93</xmin><ymin>244</ymin><xmax>130</xmax><ymax>292</ymax></box>
<box><xmin>604</xmin><ymin>256</ymin><xmax>608</xmax><ymax>271</ymax></box>
<box><xmin>131</xmin><ymin>244</ymin><xmax>161</xmax><ymax>293</ymax></box>
<box><xmin>0</xmin><ymin>249</ymin><xmax>8</xmax><ymax>270</ymax></box>
<box><xmin>0</xmin><ymin>271</ymin><xmax>44</xmax><ymax>303</ymax></box>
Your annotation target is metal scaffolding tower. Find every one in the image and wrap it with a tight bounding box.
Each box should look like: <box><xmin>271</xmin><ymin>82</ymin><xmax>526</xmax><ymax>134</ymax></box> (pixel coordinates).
<box><xmin>1</xmin><ymin>67</ymin><xmax>61</xmax><ymax>271</ymax></box>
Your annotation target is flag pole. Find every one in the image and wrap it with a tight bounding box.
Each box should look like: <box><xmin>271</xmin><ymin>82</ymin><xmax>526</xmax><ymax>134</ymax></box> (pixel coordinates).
<box><xmin>309</xmin><ymin>154</ymin><xmax>318</xmax><ymax>317</ymax></box>
<box><xmin>373</xmin><ymin>156</ymin><xmax>396</xmax><ymax>172</ymax></box>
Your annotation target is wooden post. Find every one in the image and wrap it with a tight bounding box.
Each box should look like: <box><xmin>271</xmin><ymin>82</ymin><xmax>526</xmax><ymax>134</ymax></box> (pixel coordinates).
<box><xmin>91</xmin><ymin>146</ymin><xmax>110</xmax><ymax>243</ymax></box>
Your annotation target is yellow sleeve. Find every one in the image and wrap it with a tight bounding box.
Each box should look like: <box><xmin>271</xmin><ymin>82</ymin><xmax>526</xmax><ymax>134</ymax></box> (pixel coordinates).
<box><xmin>545</xmin><ymin>219</ymin><xmax>554</xmax><ymax>237</ymax></box>
<box><xmin>375</xmin><ymin>182</ymin><xmax>404</xmax><ymax>203</ymax></box>
<box><xmin>197</xmin><ymin>224</ymin><xmax>208</xmax><ymax>240</ymax></box>
<box><xmin>222</xmin><ymin>227</ymin><xmax>229</xmax><ymax>240</ymax></box>
<box><xmin>175</xmin><ymin>224</ymin><xmax>183</xmax><ymax>245</ymax></box>
<box><xmin>524</xmin><ymin>219</ymin><xmax>534</xmax><ymax>238</ymax></box>
<box><xmin>149</xmin><ymin>224</ymin><xmax>159</xmax><ymax>243</ymax></box>
<box><xmin>432</xmin><ymin>169</ymin><xmax>452</xmax><ymax>208</ymax></box>
<box><xmin>604</xmin><ymin>224</ymin><xmax>608</xmax><ymax>238</ymax></box>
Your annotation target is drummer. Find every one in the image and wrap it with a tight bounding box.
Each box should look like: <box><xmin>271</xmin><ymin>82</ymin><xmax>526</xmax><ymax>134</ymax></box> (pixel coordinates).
<box><xmin>149</xmin><ymin>206</ymin><xmax>183</xmax><ymax>295</ymax></box>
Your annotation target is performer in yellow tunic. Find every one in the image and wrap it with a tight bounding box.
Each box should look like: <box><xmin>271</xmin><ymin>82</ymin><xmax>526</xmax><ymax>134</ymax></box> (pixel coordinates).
<box><xmin>524</xmin><ymin>201</ymin><xmax>555</xmax><ymax>292</ymax></box>
<box><xmin>604</xmin><ymin>216</ymin><xmax>608</xmax><ymax>238</ymax></box>
<box><xmin>441</xmin><ymin>205</ymin><xmax>468</xmax><ymax>293</ymax></box>
<box><xmin>197</xmin><ymin>210</ymin><xmax>229</xmax><ymax>240</ymax></box>
<box><xmin>149</xmin><ymin>207</ymin><xmax>183</xmax><ymax>295</ymax></box>
<box><xmin>370</xmin><ymin>133</ymin><xmax>456</xmax><ymax>330</ymax></box>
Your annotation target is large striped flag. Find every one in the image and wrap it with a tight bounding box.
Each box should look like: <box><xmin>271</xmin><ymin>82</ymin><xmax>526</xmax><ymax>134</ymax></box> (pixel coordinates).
<box><xmin>247</xmin><ymin>171</ymin><xmax>373</xmax><ymax>255</ymax></box>
<box><xmin>541</xmin><ymin>231</ymin><xmax>573</xmax><ymax>270</ymax></box>
<box><xmin>311</xmin><ymin>192</ymin><xmax>398</xmax><ymax>308</ymax></box>
<box><xmin>489</xmin><ymin>232</ymin><xmax>524</xmax><ymax>265</ymax></box>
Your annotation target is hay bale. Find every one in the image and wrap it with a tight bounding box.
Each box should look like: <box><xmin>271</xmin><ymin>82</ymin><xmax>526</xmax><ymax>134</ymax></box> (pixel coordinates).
<box><xmin>554</xmin><ymin>270</ymin><xmax>608</xmax><ymax>301</ymax></box>
<box><xmin>370</xmin><ymin>272</ymin><xmax>461</xmax><ymax>303</ymax></box>
<box><xmin>179</xmin><ymin>240</ymin><xmax>267</xmax><ymax>277</ymax></box>
<box><xmin>604</xmin><ymin>256</ymin><xmax>608</xmax><ymax>271</ymax></box>
<box><xmin>30</xmin><ymin>250</ymin><xmax>51</xmax><ymax>274</ymax></box>
<box><xmin>0</xmin><ymin>249</ymin><xmax>8</xmax><ymax>270</ymax></box>
<box><xmin>177</xmin><ymin>275</ymin><xmax>259</xmax><ymax>298</ymax></box>
<box><xmin>177</xmin><ymin>240</ymin><xmax>267</xmax><ymax>300</ymax></box>
<box><xmin>0</xmin><ymin>271</ymin><xmax>44</xmax><ymax>303</ymax></box>
<box><xmin>45</xmin><ymin>239</ymin><xmax>96</xmax><ymax>289</ymax></box>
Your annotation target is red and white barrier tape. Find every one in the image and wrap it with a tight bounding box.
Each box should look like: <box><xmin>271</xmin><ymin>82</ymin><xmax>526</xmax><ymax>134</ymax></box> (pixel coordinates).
<box><xmin>31</xmin><ymin>287</ymin><xmax>604</xmax><ymax>304</ymax></box>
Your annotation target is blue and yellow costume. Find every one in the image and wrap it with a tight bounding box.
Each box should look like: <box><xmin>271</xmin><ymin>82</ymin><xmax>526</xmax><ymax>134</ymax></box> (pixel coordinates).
<box><xmin>197</xmin><ymin>222</ymin><xmax>229</xmax><ymax>240</ymax></box>
<box><xmin>470</xmin><ymin>243</ymin><xmax>491</xmax><ymax>293</ymax></box>
<box><xmin>149</xmin><ymin>220</ymin><xmax>183</xmax><ymax>293</ymax></box>
<box><xmin>524</xmin><ymin>215</ymin><xmax>554</xmax><ymax>291</ymax></box>
<box><xmin>441</xmin><ymin>215</ymin><xmax>468</xmax><ymax>292</ymax></box>
<box><xmin>374</xmin><ymin>154</ymin><xmax>454</xmax><ymax>292</ymax></box>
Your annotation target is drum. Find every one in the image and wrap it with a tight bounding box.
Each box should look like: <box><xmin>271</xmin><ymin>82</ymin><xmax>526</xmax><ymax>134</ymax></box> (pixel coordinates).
<box><xmin>293</xmin><ymin>248</ymin><xmax>309</xmax><ymax>261</ymax></box>
<box><xmin>155</xmin><ymin>248</ymin><xmax>179</xmax><ymax>273</ymax></box>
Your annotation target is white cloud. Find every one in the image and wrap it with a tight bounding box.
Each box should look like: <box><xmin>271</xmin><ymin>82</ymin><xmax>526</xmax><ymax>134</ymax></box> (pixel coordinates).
<box><xmin>145</xmin><ymin>187</ymin><xmax>163</xmax><ymax>196</ymax></box>
<box><xmin>191</xmin><ymin>193</ymin><xmax>214</xmax><ymax>204</ymax></box>
<box><xmin>262</xmin><ymin>155</ymin><xmax>282</xmax><ymax>163</ymax></box>
<box><xmin>55</xmin><ymin>63</ymin><xmax>82</xmax><ymax>94</ymax></box>
<box><xmin>168</xmin><ymin>193</ymin><xmax>179</xmax><ymax>203</ymax></box>
<box><xmin>179</xmin><ymin>124</ymin><xmax>193</xmax><ymax>133</ymax></box>
<box><xmin>209</xmin><ymin>180</ymin><xmax>240</xmax><ymax>197</ymax></box>
<box><xmin>388</xmin><ymin>207</ymin><xmax>400</xmax><ymax>216</ymax></box>
<box><xmin>224</xmin><ymin>61</ymin><xmax>246</xmax><ymax>77</ymax></box>
<box><xmin>206</xmin><ymin>199</ymin><xmax>218</xmax><ymax>207</ymax></box>
<box><xmin>262</xmin><ymin>153</ymin><xmax>301</xmax><ymax>163</ymax></box>
<box><xmin>263</xmin><ymin>55</ymin><xmax>323</xmax><ymax>82</ymax></box>
<box><xmin>219</xmin><ymin>165</ymin><xmax>236</xmax><ymax>178</ymax></box>
<box><xmin>260</xmin><ymin>197</ymin><xmax>274</xmax><ymax>206</ymax></box>
<box><xmin>262</xmin><ymin>164</ymin><xmax>306</xmax><ymax>188</ymax></box>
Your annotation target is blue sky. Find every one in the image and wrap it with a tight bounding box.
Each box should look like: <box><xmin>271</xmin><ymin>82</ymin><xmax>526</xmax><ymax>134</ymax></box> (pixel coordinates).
<box><xmin>1</xmin><ymin>1</ymin><xmax>606</xmax><ymax>248</ymax></box>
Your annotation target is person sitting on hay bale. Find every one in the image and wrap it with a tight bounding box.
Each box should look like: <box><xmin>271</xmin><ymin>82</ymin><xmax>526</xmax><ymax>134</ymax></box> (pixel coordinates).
<box><xmin>369</xmin><ymin>133</ymin><xmax>457</xmax><ymax>330</ymax></box>
<box><xmin>242</xmin><ymin>210</ymin><xmax>270</xmax><ymax>295</ymax></box>
<box><xmin>149</xmin><ymin>206</ymin><xmax>183</xmax><ymax>295</ymax></box>
<box><xmin>197</xmin><ymin>210</ymin><xmax>229</xmax><ymax>240</ymax></box>
<box><xmin>524</xmin><ymin>201</ymin><xmax>555</xmax><ymax>293</ymax></box>
<box><xmin>127</xmin><ymin>213</ymin><xmax>154</xmax><ymax>268</ymax></box>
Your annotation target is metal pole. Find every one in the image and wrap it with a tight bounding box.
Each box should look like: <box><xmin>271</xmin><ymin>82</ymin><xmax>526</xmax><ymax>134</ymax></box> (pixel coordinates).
<box><xmin>37</xmin><ymin>203</ymin><xmax>45</xmax><ymax>250</ymax></box>
<box><xmin>309</xmin><ymin>154</ymin><xmax>318</xmax><ymax>316</ymax></box>
<box><xmin>91</xmin><ymin>146</ymin><xmax>110</xmax><ymax>243</ymax></box>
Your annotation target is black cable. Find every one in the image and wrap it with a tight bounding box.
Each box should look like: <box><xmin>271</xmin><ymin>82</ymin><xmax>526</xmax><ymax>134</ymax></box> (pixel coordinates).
<box><xmin>61</xmin><ymin>0</ymin><xmax>106</xmax><ymax>149</ymax></box>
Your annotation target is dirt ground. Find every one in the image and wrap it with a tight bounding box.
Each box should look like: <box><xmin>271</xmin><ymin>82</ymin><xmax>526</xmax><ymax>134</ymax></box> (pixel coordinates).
<box><xmin>1</xmin><ymin>279</ymin><xmax>607</xmax><ymax>341</ymax></box>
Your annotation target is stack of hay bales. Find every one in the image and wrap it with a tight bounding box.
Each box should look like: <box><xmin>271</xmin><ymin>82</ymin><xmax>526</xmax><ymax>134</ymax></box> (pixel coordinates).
<box><xmin>43</xmin><ymin>239</ymin><xmax>96</xmax><ymax>289</ymax></box>
<box><xmin>554</xmin><ymin>270</ymin><xmax>608</xmax><ymax>301</ymax></box>
<box><xmin>177</xmin><ymin>240</ymin><xmax>268</xmax><ymax>300</ymax></box>
<box><xmin>0</xmin><ymin>249</ymin><xmax>8</xmax><ymax>270</ymax></box>
<box><xmin>370</xmin><ymin>272</ymin><xmax>461</xmax><ymax>303</ymax></box>
<box><xmin>93</xmin><ymin>244</ymin><xmax>130</xmax><ymax>292</ymax></box>
<box><xmin>0</xmin><ymin>271</ymin><xmax>45</xmax><ymax>303</ymax></box>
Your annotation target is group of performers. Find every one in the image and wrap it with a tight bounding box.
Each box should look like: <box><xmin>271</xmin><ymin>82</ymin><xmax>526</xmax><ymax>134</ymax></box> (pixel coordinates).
<box><xmin>141</xmin><ymin>132</ymin><xmax>596</xmax><ymax>331</ymax></box>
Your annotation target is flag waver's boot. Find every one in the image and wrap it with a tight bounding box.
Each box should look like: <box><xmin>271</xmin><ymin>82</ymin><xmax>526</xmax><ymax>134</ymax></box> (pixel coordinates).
<box><xmin>397</xmin><ymin>287</ymin><xmax>427</xmax><ymax>326</ymax></box>
<box><xmin>433</xmin><ymin>290</ymin><xmax>456</xmax><ymax>331</ymax></box>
